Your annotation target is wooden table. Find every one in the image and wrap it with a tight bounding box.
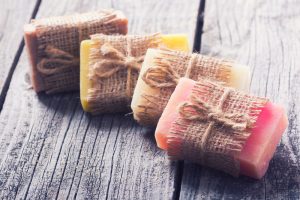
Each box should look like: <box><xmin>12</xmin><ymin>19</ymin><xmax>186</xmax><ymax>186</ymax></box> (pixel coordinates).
<box><xmin>0</xmin><ymin>0</ymin><xmax>299</xmax><ymax>199</ymax></box>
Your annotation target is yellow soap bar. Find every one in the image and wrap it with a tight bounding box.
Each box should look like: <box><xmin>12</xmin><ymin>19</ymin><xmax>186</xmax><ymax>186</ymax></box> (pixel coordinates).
<box><xmin>161</xmin><ymin>34</ymin><xmax>190</xmax><ymax>52</ymax></box>
<box><xmin>80</xmin><ymin>34</ymin><xmax>190</xmax><ymax>112</ymax></box>
<box><xmin>80</xmin><ymin>40</ymin><xmax>92</xmax><ymax>112</ymax></box>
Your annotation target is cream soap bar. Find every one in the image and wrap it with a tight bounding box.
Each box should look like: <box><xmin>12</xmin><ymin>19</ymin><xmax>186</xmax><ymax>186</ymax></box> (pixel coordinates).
<box><xmin>131</xmin><ymin>48</ymin><xmax>251</xmax><ymax>126</ymax></box>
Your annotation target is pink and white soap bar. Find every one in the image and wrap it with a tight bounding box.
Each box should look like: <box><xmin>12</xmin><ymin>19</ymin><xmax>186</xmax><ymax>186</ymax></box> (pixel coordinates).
<box><xmin>156</xmin><ymin>78</ymin><xmax>288</xmax><ymax>179</ymax></box>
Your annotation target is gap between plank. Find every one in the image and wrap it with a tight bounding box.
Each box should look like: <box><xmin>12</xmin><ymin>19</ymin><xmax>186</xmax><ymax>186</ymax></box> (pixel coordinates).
<box><xmin>172</xmin><ymin>0</ymin><xmax>206</xmax><ymax>199</ymax></box>
<box><xmin>0</xmin><ymin>0</ymin><xmax>42</xmax><ymax>112</ymax></box>
<box><xmin>193</xmin><ymin>0</ymin><xmax>206</xmax><ymax>53</ymax></box>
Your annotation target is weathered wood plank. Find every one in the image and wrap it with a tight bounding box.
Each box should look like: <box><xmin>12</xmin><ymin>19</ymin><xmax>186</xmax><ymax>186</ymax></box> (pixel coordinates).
<box><xmin>180</xmin><ymin>0</ymin><xmax>300</xmax><ymax>199</ymax></box>
<box><xmin>0</xmin><ymin>0</ymin><xmax>39</xmax><ymax>108</ymax></box>
<box><xmin>0</xmin><ymin>0</ymin><xmax>200</xmax><ymax>199</ymax></box>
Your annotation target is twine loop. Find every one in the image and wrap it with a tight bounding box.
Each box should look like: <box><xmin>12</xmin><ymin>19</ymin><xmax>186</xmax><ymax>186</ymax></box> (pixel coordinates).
<box><xmin>93</xmin><ymin>42</ymin><xmax>144</xmax><ymax>98</ymax></box>
<box><xmin>178</xmin><ymin>87</ymin><xmax>251</xmax><ymax>166</ymax></box>
<box><xmin>93</xmin><ymin>43</ymin><xmax>143</xmax><ymax>78</ymax></box>
<box><xmin>142</xmin><ymin>53</ymin><xmax>198</xmax><ymax>89</ymax></box>
<box><xmin>37</xmin><ymin>45</ymin><xmax>79</xmax><ymax>75</ymax></box>
<box><xmin>142</xmin><ymin>59</ymin><xmax>180</xmax><ymax>88</ymax></box>
<box><xmin>178</xmin><ymin>88</ymin><xmax>251</xmax><ymax>131</ymax></box>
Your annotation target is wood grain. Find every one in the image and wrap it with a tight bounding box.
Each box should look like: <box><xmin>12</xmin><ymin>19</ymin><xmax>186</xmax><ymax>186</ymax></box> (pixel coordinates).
<box><xmin>0</xmin><ymin>0</ymin><xmax>39</xmax><ymax>108</ymax></box>
<box><xmin>0</xmin><ymin>0</ymin><xmax>200</xmax><ymax>199</ymax></box>
<box><xmin>180</xmin><ymin>0</ymin><xmax>300</xmax><ymax>199</ymax></box>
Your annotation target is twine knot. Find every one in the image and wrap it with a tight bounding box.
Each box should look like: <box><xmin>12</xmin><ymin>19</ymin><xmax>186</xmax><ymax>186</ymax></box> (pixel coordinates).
<box><xmin>142</xmin><ymin>52</ymin><xmax>198</xmax><ymax>89</ymax></box>
<box><xmin>93</xmin><ymin>43</ymin><xmax>143</xmax><ymax>78</ymax></box>
<box><xmin>178</xmin><ymin>89</ymin><xmax>251</xmax><ymax>131</ymax></box>
<box><xmin>142</xmin><ymin>59</ymin><xmax>180</xmax><ymax>88</ymax></box>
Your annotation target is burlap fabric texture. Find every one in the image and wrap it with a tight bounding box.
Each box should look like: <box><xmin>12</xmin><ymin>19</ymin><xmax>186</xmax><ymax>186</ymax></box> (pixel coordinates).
<box><xmin>87</xmin><ymin>33</ymin><xmax>163</xmax><ymax>114</ymax></box>
<box><xmin>167</xmin><ymin>80</ymin><xmax>268</xmax><ymax>176</ymax></box>
<box><xmin>135</xmin><ymin>48</ymin><xmax>235</xmax><ymax>126</ymax></box>
<box><xmin>33</xmin><ymin>10</ymin><xmax>127</xmax><ymax>94</ymax></box>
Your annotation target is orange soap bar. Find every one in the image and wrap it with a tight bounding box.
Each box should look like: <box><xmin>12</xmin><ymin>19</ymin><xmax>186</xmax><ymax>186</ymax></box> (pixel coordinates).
<box><xmin>156</xmin><ymin>78</ymin><xmax>288</xmax><ymax>179</ymax></box>
<box><xmin>24</xmin><ymin>10</ymin><xmax>128</xmax><ymax>93</ymax></box>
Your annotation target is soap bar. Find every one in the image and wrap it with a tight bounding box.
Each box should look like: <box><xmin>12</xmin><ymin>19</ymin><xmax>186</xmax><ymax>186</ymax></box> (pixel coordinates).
<box><xmin>24</xmin><ymin>10</ymin><xmax>128</xmax><ymax>94</ymax></box>
<box><xmin>80</xmin><ymin>33</ymin><xmax>189</xmax><ymax>114</ymax></box>
<box><xmin>156</xmin><ymin>78</ymin><xmax>288</xmax><ymax>179</ymax></box>
<box><xmin>131</xmin><ymin>49</ymin><xmax>251</xmax><ymax>126</ymax></box>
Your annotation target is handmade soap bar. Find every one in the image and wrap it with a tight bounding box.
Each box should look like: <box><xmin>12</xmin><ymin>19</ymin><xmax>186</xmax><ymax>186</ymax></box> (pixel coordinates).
<box><xmin>80</xmin><ymin>33</ymin><xmax>189</xmax><ymax>114</ymax></box>
<box><xmin>156</xmin><ymin>78</ymin><xmax>288</xmax><ymax>179</ymax></box>
<box><xmin>131</xmin><ymin>48</ymin><xmax>251</xmax><ymax>126</ymax></box>
<box><xmin>24</xmin><ymin>10</ymin><xmax>128</xmax><ymax>94</ymax></box>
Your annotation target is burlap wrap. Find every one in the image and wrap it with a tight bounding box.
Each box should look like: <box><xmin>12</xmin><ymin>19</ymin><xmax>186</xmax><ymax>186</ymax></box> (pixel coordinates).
<box><xmin>167</xmin><ymin>80</ymin><xmax>268</xmax><ymax>176</ymax></box>
<box><xmin>33</xmin><ymin>10</ymin><xmax>126</xmax><ymax>94</ymax></box>
<box><xmin>87</xmin><ymin>33</ymin><xmax>162</xmax><ymax>114</ymax></box>
<box><xmin>136</xmin><ymin>49</ymin><xmax>233</xmax><ymax>126</ymax></box>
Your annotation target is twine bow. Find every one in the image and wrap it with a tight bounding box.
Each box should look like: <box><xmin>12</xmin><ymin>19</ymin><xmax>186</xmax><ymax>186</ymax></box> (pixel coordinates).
<box><xmin>178</xmin><ymin>89</ymin><xmax>251</xmax><ymax>131</ymax></box>
<box><xmin>92</xmin><ymin>43</ymin><xmax>144</xmax><ymax>78</ymax></box>
<box><xmin>92</xmin><ymin>43</ymin><xmax>144</xmax><ymax>98</ymax></box>
<box><xmin>142</xmin><ymin>53</ymin><xmax>197</xmax><ymax>89</ymax></box>
<box><xmin>37</xmin><ymin>45</ymin><xmax>79</xmax><ymax>75</ymax></box>
<box><xmin>142</xmin><ymin>59</ymin><xmax>180</xmax><ymax>88</ymax></box>
<box><xmin>177</xmin><ymin>87</ymin><xmax>252</xmax><ymax>169</ymax></box>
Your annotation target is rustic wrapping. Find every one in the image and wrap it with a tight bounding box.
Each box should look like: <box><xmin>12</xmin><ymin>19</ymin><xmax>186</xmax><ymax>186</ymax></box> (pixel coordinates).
<box><xmin>87</xmin><ymin>33</ymin><xmax>163</xmax><ymax>114</ymax></box>
<box><xmin>32</xmin><ymin>10</ymin><xmax>127</xmax><ymax>94</ymax></box>
<box><xmin>135</xmin><ymin>49</ymin><xmax>234</xmax><ymax>126</ymax></box>
<box><xmin>167</xmin><ymin>80</ymin><xmax>267</xmax><ymax>176</ymax></box>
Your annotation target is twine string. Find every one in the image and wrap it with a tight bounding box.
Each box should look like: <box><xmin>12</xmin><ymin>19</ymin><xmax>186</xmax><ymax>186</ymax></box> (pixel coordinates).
<box><xmin>92</xmin><ymin>42</ymin><xmax>144</xmax><ymax>98</ymax></box>
<box><xmin>178</xmin><ymin>88</ymin><xmax>251</xmax><ymax>163</ymax></box>
<box><xmin>142</xmin><ymin>53</ymin><xmax>198</xmax><ymax>88</ymax></box>
<box><xmin>37</xmin><ymin>45</ymin><xmax>79</xmax><ymax>75</ymax></box>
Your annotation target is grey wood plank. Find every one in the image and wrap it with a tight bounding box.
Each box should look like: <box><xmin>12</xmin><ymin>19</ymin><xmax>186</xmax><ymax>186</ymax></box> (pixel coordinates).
<box><xmin>180</xmin><ymin>0</ymin><xmax>300</xmax><ymax>199</ymax></box>
<box><xmin>0</xmin><ymin>0</ymin><xmax>200</xmax><ymax>199</ymax></box>
<box><xmin>0</xmin><ymin>0</ymin><xmax>39</xmax><ymax>108</ymax></box>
